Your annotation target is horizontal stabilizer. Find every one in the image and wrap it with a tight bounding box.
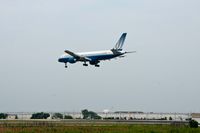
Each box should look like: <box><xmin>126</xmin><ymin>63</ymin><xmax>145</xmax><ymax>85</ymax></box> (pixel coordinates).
<box><xmin>125</xmin><ymin>51</ymin><xmax>136</xmax><ymax>54</ymax></box>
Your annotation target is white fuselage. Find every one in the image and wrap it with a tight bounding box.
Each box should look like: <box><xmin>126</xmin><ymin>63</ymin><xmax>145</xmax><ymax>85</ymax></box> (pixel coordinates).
<box><xmin>58</xmin><ymin>50</ymin><xmax>125</xmax><ymax>64</ymax></box>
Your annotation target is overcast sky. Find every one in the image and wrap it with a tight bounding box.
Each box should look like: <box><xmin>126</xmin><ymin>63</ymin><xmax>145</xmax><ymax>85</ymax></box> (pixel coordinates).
<box><xmin>0</xmin><ymin>0</ymin><xmax>200</xmax><ymax>113</ymax></box>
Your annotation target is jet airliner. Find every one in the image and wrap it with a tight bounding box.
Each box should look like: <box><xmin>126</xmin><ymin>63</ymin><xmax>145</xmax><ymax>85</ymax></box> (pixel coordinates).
<box><xmin>58</xmin><ymin>33</ymin><xmax>134</xmax><ymax>68</ymax></box>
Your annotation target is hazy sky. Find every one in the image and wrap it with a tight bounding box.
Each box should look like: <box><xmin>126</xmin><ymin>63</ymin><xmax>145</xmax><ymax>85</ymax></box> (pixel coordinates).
<box><xmin>0</xmin><ymin>0</ymin><xmax>200</xmax><ymax>113</ymax></box>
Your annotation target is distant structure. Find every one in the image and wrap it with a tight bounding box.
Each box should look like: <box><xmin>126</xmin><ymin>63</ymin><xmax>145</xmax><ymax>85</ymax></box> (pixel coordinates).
<box><xmin>4</xmin><ymin>111</ymin><xmax>191</xmax><ymax>121</ymax></box>
<box><xmin>191</xmin><ymin>113</ymin><xmax>200</xmax><ymax>124</ymax></box>
<box><xmin>99</xmin><ymin>111</ymin><xmax>190</xmax><ymax>121</ymax></box>
<box><xmin>191</xmin><ymin>113</ymin><xmax>200</xmax><ymax>118</ymax></box>
<box><xmin>103</xmin><ymin>109</ymin><xmax>110</xmax><ymax>114</ymax></box>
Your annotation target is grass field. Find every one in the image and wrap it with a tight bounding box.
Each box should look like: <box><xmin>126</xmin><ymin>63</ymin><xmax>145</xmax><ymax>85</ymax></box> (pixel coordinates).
<box><xmin>0</xmin><ymin>124</ymin><xmax>199</xmax><ymax>133</ymax></box>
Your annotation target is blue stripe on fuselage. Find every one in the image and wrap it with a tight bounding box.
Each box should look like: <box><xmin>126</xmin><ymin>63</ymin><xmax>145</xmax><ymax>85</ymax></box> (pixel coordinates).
<box><xmin>87</xmin><ymin>54</ymin><xmax>118</xmax><ymax>60</ymax></box>
<box><xmin>58</xmin><ymin>53</ymin><xmax>121</xmax><ymax>63</ymax></box>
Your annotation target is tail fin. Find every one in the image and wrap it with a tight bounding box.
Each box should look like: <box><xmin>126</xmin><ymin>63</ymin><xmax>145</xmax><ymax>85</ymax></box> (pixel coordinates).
<box><xmin>113</xmin><ymin>33</ymin><xmax>127</xmax><ymax>50</ymax></box>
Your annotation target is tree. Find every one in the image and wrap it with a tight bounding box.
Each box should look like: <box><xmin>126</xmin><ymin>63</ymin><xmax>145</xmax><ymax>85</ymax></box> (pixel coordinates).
<box><xmin>15</xmin><ymin>115</ymin><xmax>18</xmax><ymax>119</ymax></box>
<box><xmin>52</xmin><ymin>113</ymin><xmax>63</xmax><ymax>119</ymax></box>
<box><xmin>31</xmin><ymin>112</ymin><xmax>50</xmax><ymax>119</ymax></box>
<box><xmin>82</xmin><ymin>109</ymin><xmax>89</xmax><ymax>119</ymax></box>
<box><xmin>81</xmin><ymin>109</ymin><xmax>101</xmax><ymax>119</ymax></box>
<box><xmin>64</xmin><ymin>115</ymin><xmax>73</xmax><ymax>119</ymax></box>
<box><xmin>189</xmin><ymin>119</ymin><xmax>198</xmax><ymax>128</ymax></box>
<box><xmin>0</xmin><ymin>113</ymin><xmax>8</xmax><ymax>119</ymax></box>
<box><xmin>169</xmin><ymin>117</ymin><xmax>173</xmax><ymax>120</ymax></box>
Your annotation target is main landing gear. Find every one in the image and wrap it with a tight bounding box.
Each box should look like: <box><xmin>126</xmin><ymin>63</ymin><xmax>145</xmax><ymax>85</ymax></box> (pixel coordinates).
<box><xmin>89</xmin><ymin>61</ymin><xmax>100</xmax><ymax>67</ymax></box>
<box><xmin>95</xmin><ymin>64</ymin><xmax>100</xmax><ymax>67</ymax></box>
<box><xmin>64</xmin><ymin>62</ymin><xmax>100</xmax><ymax>68</ymax></box>
<box><xmin>83</xmin><ymin>62</ymin><xmax>88</xmax><ymax>66</ymax></box>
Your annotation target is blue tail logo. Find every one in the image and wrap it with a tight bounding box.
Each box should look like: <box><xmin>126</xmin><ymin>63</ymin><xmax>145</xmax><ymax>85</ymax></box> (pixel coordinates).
<box><xmin>113</xmin><ymin>33</ymin><xmax>127</xmax><ymax>51</ymax></box>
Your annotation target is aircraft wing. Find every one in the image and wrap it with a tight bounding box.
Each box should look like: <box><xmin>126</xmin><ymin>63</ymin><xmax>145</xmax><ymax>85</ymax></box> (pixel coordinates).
<box><xmin>65</xmin><ymin>50</ymin><xmax>80</xmax><ymax>59</ymax></box>
<box><xmin>64</xmin><ymin>50</ymin><xmax>92</xmax><ymax>61</ymax></box>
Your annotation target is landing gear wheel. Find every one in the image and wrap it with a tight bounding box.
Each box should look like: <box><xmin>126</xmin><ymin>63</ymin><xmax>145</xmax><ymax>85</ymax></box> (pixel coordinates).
<box><xmin>65</xmin><ymin>63</ymin><xmax>68</xmax><ymax>68</ymax></box>
<box><xmin>95</xmin><ymin>64</ymin><xmax>100</xmax><ymax>67</ymax></box>
<box><xmin>83</xmin><ymin>63</ymin><xmax>88</xmax><ymax>66</ymax></box>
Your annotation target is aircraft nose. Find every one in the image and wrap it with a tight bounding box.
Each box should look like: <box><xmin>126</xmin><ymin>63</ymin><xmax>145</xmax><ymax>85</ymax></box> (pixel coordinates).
<box><xmin>58</xmin><ymin>58</ymin><xmax>63</xmax><ymax>62</ymax></box>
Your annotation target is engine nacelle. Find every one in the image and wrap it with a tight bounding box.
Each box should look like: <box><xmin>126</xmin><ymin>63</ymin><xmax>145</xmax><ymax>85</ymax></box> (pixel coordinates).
<box><xmin>89</xmin><ymin>60</ymin><xmax>100</xmax><ymax>65</ymax></box>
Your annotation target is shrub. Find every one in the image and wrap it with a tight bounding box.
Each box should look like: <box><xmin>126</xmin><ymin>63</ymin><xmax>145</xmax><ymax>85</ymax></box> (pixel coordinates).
<box><xmin>189</xmin><ymin>119</ymin><xmax>198</xmax><ymax>128</ymax></box>
<box><xmin>104</xmin><ymin>117</ymin><xmax>114</xmax><ymax>120</ymax></box>
<box><xmin>31</xmin><ymin>112</ymin><xmax>50</xmax><ymax>119</ymax></box>
<box><xmin>0</xmin><ymin>113</ymin><xmax>8</xmax><ymax>119</ymax></box>
<box><xmin>15</xmin><ymin>115</ymin><xmax>18</xmax><ymax>119</ymax></box>
<box><xmin>64</xmin><ymin>115</ymin><xmax>73</xmax><ymax>119</ymax></box>
<box><xmin>52</xmin><ymin>113</ymin><xmax>63</xmax><ymax>119</ymax></box>
<box><xmin>82</xmin><ymin>109</ymin><xmax>101</xmax><ymax>119</ymax></box>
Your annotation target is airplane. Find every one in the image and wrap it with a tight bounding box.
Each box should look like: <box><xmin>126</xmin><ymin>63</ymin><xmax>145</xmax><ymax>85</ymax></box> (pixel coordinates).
<box><xmin>58</xmin><ymin>33</ymin><xmax>135</xmax><ymax>68</ymax></box>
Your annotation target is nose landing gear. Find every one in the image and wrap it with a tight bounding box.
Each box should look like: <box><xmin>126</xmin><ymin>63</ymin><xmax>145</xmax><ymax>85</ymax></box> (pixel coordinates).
<box><xmin>65</xmin><ymin>63</ymin><xmax>68</xmax><ymax>68</ymax></box>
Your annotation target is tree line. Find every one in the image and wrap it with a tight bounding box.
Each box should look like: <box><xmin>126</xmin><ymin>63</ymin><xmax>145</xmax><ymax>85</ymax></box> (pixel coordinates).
<box><xmin>0</xmin><ymin>111</ymin><xmax>198</xmax><ymax>128</ymax></box>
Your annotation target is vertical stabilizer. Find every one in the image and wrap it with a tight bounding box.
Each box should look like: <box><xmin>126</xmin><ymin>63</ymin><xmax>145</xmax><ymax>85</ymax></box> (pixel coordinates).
<box><xmin>113</xmin><ymin>33</ymin><xmax>127</xmax><ymax>50</ymax></box>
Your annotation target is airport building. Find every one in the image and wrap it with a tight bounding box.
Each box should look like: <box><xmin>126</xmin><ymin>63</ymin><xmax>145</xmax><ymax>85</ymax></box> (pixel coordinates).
<box><xmin>98</xmin><ymin>111</ymin><xmax>190</xmax><ymax>121</ymax></box>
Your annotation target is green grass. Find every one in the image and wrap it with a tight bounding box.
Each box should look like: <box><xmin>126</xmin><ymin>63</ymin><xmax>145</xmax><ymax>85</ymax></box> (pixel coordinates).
<box><xmin>0</xmin><ymin>125</ymin><xmax>200</xmax><ymax>133</ymax></box>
